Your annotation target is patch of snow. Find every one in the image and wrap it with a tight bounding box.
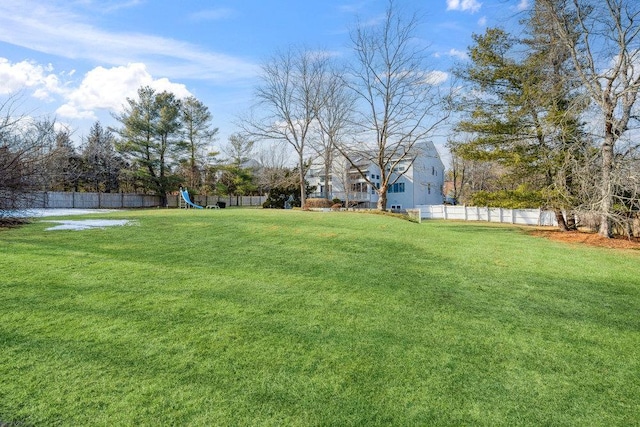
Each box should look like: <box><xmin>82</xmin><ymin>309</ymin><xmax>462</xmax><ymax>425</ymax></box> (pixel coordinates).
<box><xmin>43</xmin><ymin>219</ymin><xmax>135</xmax><ymax>231</ymax></box>
<box><xmin>2</xmin><ymin>209</ymin><xmax>119</xmax><ymax>218</ymax></box>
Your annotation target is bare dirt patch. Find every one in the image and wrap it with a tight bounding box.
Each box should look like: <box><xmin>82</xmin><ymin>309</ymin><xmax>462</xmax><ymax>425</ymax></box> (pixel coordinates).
<box><xmin>527</xmin><ymin>228</ymin><xmax>640</xmax><ymax>250</ymax></box>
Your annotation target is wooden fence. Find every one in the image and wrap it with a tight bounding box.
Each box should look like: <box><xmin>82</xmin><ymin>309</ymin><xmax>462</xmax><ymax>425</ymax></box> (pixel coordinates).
<box><xmin>26</xmin><ymin>192</ymin><xmax>266</xmax><ymax>209</ymax></box>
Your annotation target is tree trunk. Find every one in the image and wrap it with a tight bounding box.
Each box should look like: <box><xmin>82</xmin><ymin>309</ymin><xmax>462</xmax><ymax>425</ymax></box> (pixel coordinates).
<box><xmin>566</xmin><ymin>212</ymin><xmax>577</xmax><ymax>231</ymax></box>
<box><xmin>377</xmin><ymin>186</ymin><xmax>387</xmax><ymax>211</ymax></box>
<box><xmin>298</xmin><ymin>153</ymin><xmax>306</xmax><ymax>208</ymax></box>
<box><xmin>323</xmin><ymin>161</ymin><xmax>331</xmax><ymax>200</ymax></box>
<box><xmin>555</xmin><ymin>209</ymin><xmax>569</xmax><ymax>231</ymax></box>
<box><xmin>599</xmin><ymin>134</ymin><xmax>615</xmax><ymax>238</ymax></box>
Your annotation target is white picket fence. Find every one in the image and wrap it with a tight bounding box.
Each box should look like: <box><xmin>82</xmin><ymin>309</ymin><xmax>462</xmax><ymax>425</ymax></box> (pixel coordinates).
<box><xmin>414</xmin><ymin>205</ymin><xmax>558</xmax><ymax>227</ymax></box>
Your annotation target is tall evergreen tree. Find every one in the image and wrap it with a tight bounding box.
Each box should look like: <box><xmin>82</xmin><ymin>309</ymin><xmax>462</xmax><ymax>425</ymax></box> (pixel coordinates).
<box><xmin>81</xmin><ymin>121</ymin><xmax>122</xmax><ymax>192</ymax></box>
<box><xmin>114</xmin><ymin>86</ymin><xmax>183</xmax><ymax>205</ymax></box>
<box><xmin>45</xmin><ymin>128</ymin><xmax>82</xmax><ymax>192</ymax></box>
<box><xmin>180</xmin><ymin>96</ymin><xmax>218</xmax><ymax>191</ymax></box>
<box><xmin>452</xmin><ymin>17</ymin><xmax>588</xmax><ymax>229</ymax></box>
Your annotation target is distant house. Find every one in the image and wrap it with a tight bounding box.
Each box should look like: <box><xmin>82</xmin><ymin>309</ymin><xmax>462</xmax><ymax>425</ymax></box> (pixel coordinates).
<box><xmin>306</xmin><ymin>141</ymin><xmax>445</xmax><ymax>210</ymax></box>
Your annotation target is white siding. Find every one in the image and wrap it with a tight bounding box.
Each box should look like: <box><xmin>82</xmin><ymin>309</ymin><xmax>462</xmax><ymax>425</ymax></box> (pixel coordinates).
<box><xmin>305</xmin><ymin>141</ymin><xmax>445</xmax><ymax>209</ymax></box>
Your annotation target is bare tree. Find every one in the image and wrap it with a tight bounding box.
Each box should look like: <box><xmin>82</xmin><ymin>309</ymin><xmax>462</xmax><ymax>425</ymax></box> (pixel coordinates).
<box><xmin>243</xmin><ymin>47</ymin><xmax>329</xmax><ymax>207</ymax></box>
<box><xmin>0</xmin><ymin>94</ymin><xmax>56</xmax><ymax>220</ymax></box>
<box><xmin>446</xmin><ymin>140</ymin><xmax>468</xmax><ymax>205</ymax></box>
<box><xmin>311</xmin><ymin>65</ymin><xmax>356</xmax><ymax>200</ymax></box>
<box><xmin>224</xmin><ymin>133</ymin><xmax>255</xmax><ymax>167</ymax></box>
<box><xmin>339</xmin><ymin>0</ymin><xmax>450</xmax><ymax>210</ymax></box>
<box><xmin>254</xmin><ymin>141</ymin><xmax>296</xmax><ymax>194</ymax></box>
<box><xmin>540</xmin><ymin>0</ymin><xmax>640</xmax><ymax>237</ymax></box>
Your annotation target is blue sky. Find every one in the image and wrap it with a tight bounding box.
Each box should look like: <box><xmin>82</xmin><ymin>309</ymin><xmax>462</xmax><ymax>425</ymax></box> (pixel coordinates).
<box><xmin>0</xmin><ymin>0</ymin><xmax>529</xmax><ymax>154</ymax></box>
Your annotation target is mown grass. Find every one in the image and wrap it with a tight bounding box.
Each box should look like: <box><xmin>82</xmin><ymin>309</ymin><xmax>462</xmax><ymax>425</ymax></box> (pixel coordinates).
<box><xmin>0</xmin><ymin>209</ymin><xmax>638</xmax><ymax>426</ymax></box>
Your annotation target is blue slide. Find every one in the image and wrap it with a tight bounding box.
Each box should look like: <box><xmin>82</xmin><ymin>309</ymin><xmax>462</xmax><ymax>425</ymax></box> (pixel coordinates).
<box><xmin>180</xmin><ymin>187</ymin><xmax>203</xmax><ymax>209</ymax></box>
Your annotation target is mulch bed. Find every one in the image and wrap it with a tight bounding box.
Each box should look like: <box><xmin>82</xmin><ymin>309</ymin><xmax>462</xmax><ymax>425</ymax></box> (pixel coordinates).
<box><xmin>527</xmin><ymin>228</ymin><xmax>640</xmax><ymax>250</ymax></box>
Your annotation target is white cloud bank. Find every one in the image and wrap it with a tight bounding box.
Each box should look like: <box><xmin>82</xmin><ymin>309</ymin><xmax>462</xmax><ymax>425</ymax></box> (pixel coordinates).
<box><xmin>0</xmin><ymin>1</ymin><xmax>258</xmax><ymax>83</ymax></box>
<box><xmin>0</xmin><ymin>58</ymin><xmax>192</xmax><ymax>120</ymax></box>
<box><xmin>59</xmin><ymin>63</ymin><xmax>192</xmax><ymax>119</ymax></box>
<box><xmin>0</xmin><ymin>59</ymin><xmax>62</xmax><ymax>98</ymax></box>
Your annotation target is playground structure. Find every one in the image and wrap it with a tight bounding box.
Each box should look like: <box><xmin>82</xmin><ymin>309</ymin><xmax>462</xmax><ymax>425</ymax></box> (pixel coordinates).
<box><xmin>179</xmin><ymin>188</ymin><xmax>222</xmax><ymax>209</ymax></box>
<box><xmin>179</xmin><ymin>188</ymin><xmax>203</xmax><ymax>209</ymax></box>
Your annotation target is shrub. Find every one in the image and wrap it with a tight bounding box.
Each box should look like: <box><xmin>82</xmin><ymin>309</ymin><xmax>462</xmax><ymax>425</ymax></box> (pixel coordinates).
<box><xmin>304</xmin><ymin>198</ymin><xmax>333</xmax><ymax>209</ymax></box>
<box><xmin>470</xmin><ymin>186</ymin><xmax>546</xmax><ymax>209</ymax></box>
<box><xmin>262</xmin><ymin>186</ymin><xmax>300</xmax><ymax>209</ymax></box>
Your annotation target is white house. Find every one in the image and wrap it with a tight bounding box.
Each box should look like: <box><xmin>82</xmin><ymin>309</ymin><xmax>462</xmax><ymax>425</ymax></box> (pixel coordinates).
<box><xmin>306</xmin><ymin>141</ymin><xmax>445</xmax><ymax>210</ymax></box>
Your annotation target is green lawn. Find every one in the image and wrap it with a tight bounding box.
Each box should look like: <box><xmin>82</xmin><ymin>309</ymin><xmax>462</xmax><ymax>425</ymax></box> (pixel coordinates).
<box><xmin>0</xmin><ymin>209</ymin><xmax>638</xmax><ymax>426</ymax></box>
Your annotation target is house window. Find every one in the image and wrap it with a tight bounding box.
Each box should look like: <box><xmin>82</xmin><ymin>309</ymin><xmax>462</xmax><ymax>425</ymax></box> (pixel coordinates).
<box><xmin>432</xmin><ymin>166</ymin><xmax>435</xmax><ymax>175</ymax></box>
<box><xmin>390</xmin><ymin>204</ymin><xmax>402</xmax><ymax>210</ymax></box>
<box><xmin>351</xmin><ymin>182</ymin><xmax>368</xmax><ymax>193</ymax></box>
<box><xmin>388</xmin><ymin>183</ymin><xmax>405</xmax><ymax>193</ymax></box>
<box><xmin>427</xmin><ymin>183</ymin><xmax>431</xmax><ymax>194</ymax></box>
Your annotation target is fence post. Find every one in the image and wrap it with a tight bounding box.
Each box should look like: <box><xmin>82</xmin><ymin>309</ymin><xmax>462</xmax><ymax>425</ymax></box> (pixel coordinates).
<box><xmin>443</xmin><ymin>204</ymin><xmax>448</xmax><ymax>220</ymax></box>
<box><xmin>537</xmin><ymin>208</ymin><xmax>542</xmax><ymax>226</ymax></box>
<box><xmin>464</xmin><ymin>205</ymin><xmax>468</xmax><ymax>221</ymax></box>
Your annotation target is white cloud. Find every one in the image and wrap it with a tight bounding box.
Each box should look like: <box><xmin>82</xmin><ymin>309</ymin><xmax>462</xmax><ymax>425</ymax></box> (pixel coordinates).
<box><xmin>0</xmin><ymin>58</ymin><xmax>195</xmax><ymax>120</ymax></box>
<box><xmin>0</xmin><ymin>58</ymin><xmax>62</xmax><ymax>97</ymax></box>
<box><xmin>424</xmin><ymin>71</ymin><xmax>449</xmax><ymax>85</ymax></box>
<box><xmin>338</xmin><ymin>3</ymin><xmax>367</xmax><ymax>14</ymax></box>
<box><xmin>57</xmin><ymin>63</ymin><xmax>192</xmax><ymax>119</ymax></box>
<box><xmin>448</xmin><ymin>49</ymin><xmax>468</xmax><ymax>60</ymax></box>
<box><xmin>0</xmin><ymin>2</ymin><xmax>258</xmax><ymax>83</ymax></box>
<box><xmin>446</xmin><ymin>0</ymin><xmax>482</xmax><ymax>13</ymax></box>
<box><xmin>55</xmin><ymin>104</ymin><xmax>96</xmax><ymax>120</ymax></box>
<box><xmin>478</xmin><ymin>16</ymin><xmax>487</xmax><ymax>26</ymax></box>
<box><xmin>516</xmin><ymin>0</ymin><xmax>530</xmax><ymax>11</ymax></box>
<box><xmin>189</xmin><ymin>8</ymin><xmax>235</xmax><ymax>22</ymax></box>
<box><xmin>72</xmin><ymin>0</ymin><xmax>145</xmax><ymax>13</ymax></box>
